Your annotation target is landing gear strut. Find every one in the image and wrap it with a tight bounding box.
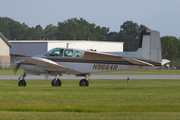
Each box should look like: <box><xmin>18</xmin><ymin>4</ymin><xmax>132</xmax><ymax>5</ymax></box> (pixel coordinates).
<box><xmin>18</xmin><ymin>73</ymin><xmax>26</xmax><ymax>87</ymax></box>
<box><xmin>79</xmin><ymin>74</ymin><xmax>89</xmax><ymax>86</ymax></box>
<box><xmin>51</xmin><ymin>74</ymin><xmax>61</xmax><ymax>86</ymax></box>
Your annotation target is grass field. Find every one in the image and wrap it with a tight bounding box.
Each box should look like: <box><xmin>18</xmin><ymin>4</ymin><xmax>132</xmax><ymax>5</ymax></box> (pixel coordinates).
<box><xmin>0</xmin><ymin>79</ymin><xmax>180</xmax><ymax>119</ymax></box>
<box><xmin>0</xmin><ymin>69</ymin><xmax>180</xmax><ymax>75</ymax></box>
<box><xmin>0</xmin><ymin>69</ymin><xmax>23</xmax><ymax>75</ymax></box>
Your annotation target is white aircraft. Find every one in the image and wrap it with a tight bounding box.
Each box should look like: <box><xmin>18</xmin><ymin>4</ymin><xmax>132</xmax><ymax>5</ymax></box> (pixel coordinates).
<box><xmin>11</xmin><ymin>29</ymin><xmax>169</xmax><ymax>87</ymax></box>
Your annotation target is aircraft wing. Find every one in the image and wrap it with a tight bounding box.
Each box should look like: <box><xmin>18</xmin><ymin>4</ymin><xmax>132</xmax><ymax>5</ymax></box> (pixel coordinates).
<box><xmin>11</xmin><ymin>54</ymin><xmax>80</xmax><ymax>74</ymax></box>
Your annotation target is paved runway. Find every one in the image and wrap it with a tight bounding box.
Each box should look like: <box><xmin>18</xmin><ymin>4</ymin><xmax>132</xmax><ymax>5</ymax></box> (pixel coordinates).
<box><xmin>0</xmin><ymin>75</ymin><xmax>180</xmax><ymax>80</ymax></box>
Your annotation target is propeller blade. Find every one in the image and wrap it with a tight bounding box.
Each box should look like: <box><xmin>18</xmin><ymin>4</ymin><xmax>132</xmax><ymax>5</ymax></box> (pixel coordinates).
<box><xmin>14</xmin><ymin>63</ymin><xmax>21</xmax><ymax>74</ymax></box>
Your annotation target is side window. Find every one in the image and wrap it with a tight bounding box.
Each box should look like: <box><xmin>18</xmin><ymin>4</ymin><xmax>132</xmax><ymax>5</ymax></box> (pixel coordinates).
<box><xmin>64</xmin><ymin>49</ymin><xmax>73</xmax><ymax>57</ymax></box>
<box><xmin>75</xmin><ymin>51</ymin><xmax>82</xmax><ymax>57</ymax></box>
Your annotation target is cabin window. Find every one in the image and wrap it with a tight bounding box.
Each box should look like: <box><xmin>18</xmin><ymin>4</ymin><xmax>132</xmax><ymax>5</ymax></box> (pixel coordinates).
<box><xmin>45</xmin><ymin>48</ymin><xmax>84</xmax><ymax>58</ymax></box>
<box><xmin>64</xmin><ymin>49</ymin><xmax>73</xmax><ymax>57</ymax></box>
<box><xmin>75</xmin><ymin>51</ymin><xmax>82</xmax><ymax>57</ymax></box>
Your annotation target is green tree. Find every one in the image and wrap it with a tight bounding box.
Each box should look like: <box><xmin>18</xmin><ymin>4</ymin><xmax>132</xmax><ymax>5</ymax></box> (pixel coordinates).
<box><xmin>119</xmin><ymin>21</ymin><xmax>149</xmax><ymax>51</ymax></box>
<box><xmin>88</xmin><ymin>23</ymin><xmax>96</xmax><ymax>40</ymax></box>
<box><xmin>95</xmin><ymin>26</ymin><xmax>109</xmax><ymax>41</ymax></box>
<box><xmin>57</xmin><ymin>18</ymin><xmax>109</xmax><ymax>40</ymax></box>
<box><xmin>107</xmin><ymin>32</ymin><xmax>120</xmax><ymax>41</ymax></box>
<box><xmin>120</xmin><ymin>32</ymin><xmax>137</xmax><ymax>51</ymax></box>
<box><xmin>0</xmin><ymin>17</ymin><xmax>153</xmax><ymax>48</ymax></box>
<box><xmin>44</xmin><ymin>24</ymin><xmax>58</xmax><ymax>40</ymax></box>
<box><xmin>0</xmin><ymin>17</ymin><xmax>27</xmax><ymax>40</ymax></box>
<box><xmin>21</xmin><ymin>22</ymin><xmax>29</xmax><ymax>39</ymax></box>
<box><xmin>7</xmin><ymin>18</ymin><xmax>28</xmax><ymax>40</ymax></box>
<box><xmin>24</xmin><ymin>25</ymin><xmax>44</xmax><ymax>40</ymax></box>
<box><xmin>35</xmin><ymin>25</ymin><xmax>44</xmax><ymax>39</ymax></box>
<box><xmin>57</xmin><ymin>18</ymin><xmax>90</xmax><ymax>40</ymax></box>
<box><xmin>161</xmin><ymin>36</ymin><xmax>180</xmax><ymax>60</ymax></box>
<box><xmin>0</xmin><ymin>17</ymin><xmax>11</xmax><ymax>39</ymax></box>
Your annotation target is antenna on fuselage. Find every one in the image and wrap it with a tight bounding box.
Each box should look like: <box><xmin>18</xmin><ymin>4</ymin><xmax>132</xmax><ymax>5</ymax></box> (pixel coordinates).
<box><xmin>66</xmin><ymin>43</ymin><xmax>70</xmax><ymax>48</ymax></box>
<box><xmin>66</xmin><ymin>42</ymin><xmax>76</xmax><ymax>48</ymax></box>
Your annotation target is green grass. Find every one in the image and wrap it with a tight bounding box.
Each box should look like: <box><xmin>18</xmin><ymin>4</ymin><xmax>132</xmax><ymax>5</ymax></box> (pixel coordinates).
<box><xmin>1</xmin><ymin>69</ymin><xmax>180</xmax><ymax>75</ymax></box>
<box><xmin>0</xmin><ymin>68</ymin><xmax>23</xmax><ymax>75</ymax></box>
<box><xmin>92</xmin><ymin>69</ymin><xmax>180</xmax><ymax>75</ymax></box>
<box><xmin>1</xmin><ymin>112</ymin><xmax>180</xmax><ymax>120</ymax></box>
<box><xmin>0</xmin><ymin>79</ymin><xmax>180</xmax><ymax>119</ymax></box>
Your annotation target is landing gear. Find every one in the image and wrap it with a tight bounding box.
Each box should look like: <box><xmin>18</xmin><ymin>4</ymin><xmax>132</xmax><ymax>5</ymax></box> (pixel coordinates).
<box><xmin>79</xmin><ymin>79</ymin><xmax>89</xmax><ymax>86</ymax></box>
<box><xmin>18</xmin><ymin>80</ymin><xmax>26</xmax><ymax>86</ymax></box>
<box><xmin>18</xmin><ymin>73</ymin><xmax>26</xmax><ymax>87</ymax></box>
<box><xmin>51</xmin><ymin>74</ymin><xmax>61</xmax><ymax>87</ymax></box>
<box><xmin>51</xmin><ymin>79</ymin><xmax>61</xmax><ymax>86</ymax></box>
<box><xmin>79</xmin><ymin>74</ymin><xmax>89</xmax><ymax>86</ymax></box>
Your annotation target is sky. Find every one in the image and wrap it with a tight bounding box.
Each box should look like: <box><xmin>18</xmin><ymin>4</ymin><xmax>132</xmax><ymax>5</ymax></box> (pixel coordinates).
<box><xmin>1</xmin><ymin>0</ymin><xmax>180</xmax><ymax>38</ymax></box>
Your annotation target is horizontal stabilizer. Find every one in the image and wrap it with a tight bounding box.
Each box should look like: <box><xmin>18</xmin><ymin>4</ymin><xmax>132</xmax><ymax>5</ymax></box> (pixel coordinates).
<box><xmin>123</xmin><ymin>58</ymin><xmax>154</xmax><ymax>67</ymax></box>
<box><xmin>161</xmin><ymin>59</ymin><xmax>170</xmax><ymax>65</ymax></box>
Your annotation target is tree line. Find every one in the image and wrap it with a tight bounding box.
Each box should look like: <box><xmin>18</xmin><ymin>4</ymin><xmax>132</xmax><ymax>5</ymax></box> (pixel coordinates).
<box><xmin>0</xmin><ymin>17</ymin><xmax>180</xmax><ymax>60</ymax></box>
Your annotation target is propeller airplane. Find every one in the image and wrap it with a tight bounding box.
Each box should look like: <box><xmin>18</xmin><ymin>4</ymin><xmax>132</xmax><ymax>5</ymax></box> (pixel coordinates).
<box><xmin>11</xmin><ymin>29</ymin><xmax>170</xmax><ymax>87</ymax></box>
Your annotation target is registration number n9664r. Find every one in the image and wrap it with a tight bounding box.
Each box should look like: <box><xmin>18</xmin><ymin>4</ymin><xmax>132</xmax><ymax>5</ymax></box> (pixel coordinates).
<box><xmin>93</xmin><ymin>64</ymin><xmax>118</xmax><ymax>71</ymax></box>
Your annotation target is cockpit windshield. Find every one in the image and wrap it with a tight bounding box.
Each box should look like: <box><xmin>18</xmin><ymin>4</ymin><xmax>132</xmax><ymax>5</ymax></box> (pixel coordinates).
<box><xmin>45</xmin><ymin>48</ymin><xmax>64</xmax><ymax>56</ymax></box>
<box><xmin>45</xmin><ymin>48</ymin><xmax>56</xmax><ymax>55</ymax></box>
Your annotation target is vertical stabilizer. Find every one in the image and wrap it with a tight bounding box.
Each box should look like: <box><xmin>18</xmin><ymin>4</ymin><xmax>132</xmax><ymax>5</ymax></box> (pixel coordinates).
<box><xmin>136</xmin><ymin>30</ymin><xmax>162</xmax><ymax>62</ymax></box>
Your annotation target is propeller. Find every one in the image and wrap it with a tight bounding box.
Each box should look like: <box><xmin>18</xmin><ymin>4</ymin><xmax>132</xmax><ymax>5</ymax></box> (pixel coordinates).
<box><xmin>14</xmin><ymin>62</ymin><xmax>21</xmax><ymax>74</ymax></box>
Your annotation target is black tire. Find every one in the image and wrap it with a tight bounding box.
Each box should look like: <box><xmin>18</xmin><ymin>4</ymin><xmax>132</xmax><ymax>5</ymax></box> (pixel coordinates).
<box><xmin>51</xmin><ymin>79</ymin><xmax>61</xmax><ymax>86</ymax></box>
<box><xmin>18</xmin><ymin>80</ymin><xmax>26</xmax><ymax>87</ymax></box>
<box><xmin>79</xmin><ymin>79</ymin><xmax>89</xmax><ymax>86</ymax></box>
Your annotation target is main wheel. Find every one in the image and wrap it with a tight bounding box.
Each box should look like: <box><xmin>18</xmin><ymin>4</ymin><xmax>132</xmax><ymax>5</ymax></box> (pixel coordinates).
<box><xmin>51</xmin><ymin>79</ymin><xmax>61</xmax><ymax>86</ymax></box>
<box><xmin>18</xmin><ymin>80</ymin><xmax>26</xmax><ymax>86</ymax></box>
<box><xmin>79</xmin><ymin>79</ymin><xmax>89</xmax><ymax>86</ymax></box>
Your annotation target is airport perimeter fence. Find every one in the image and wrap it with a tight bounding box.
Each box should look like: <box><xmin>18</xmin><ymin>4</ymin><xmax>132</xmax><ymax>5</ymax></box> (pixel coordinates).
<box><xmin>0</xmin><ymin>57</ymin><xmax>18</xmax><ymax>70</ymax></box>
<box><xmin>0</xmin><ymin>59</ymin><xmax>180</xmax><ymax>70</ymax></box>
<box><xmin>0</xmin><ymin>62</ymin><xmax>16</xmax><ymax>70</ymax></box>
<box><xmin>168</xmin><ymin>60</ymin><xmax>180</xmax><ymax>70</ymax></box>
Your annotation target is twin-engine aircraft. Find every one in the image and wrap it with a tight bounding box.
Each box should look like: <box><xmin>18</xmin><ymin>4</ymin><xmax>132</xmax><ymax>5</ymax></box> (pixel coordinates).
<box><xmin>11</xmin><ymin>29</ymin><xmax>169</xmax><ymax>87</ymax></box>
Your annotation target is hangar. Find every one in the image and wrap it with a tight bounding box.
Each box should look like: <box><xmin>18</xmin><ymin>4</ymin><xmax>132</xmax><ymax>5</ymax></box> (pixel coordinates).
<box><xmin>0</xmin><ymin>32</ymin><xmax>13</xmax><ymax>67</ymax></box>
<box><xmin>10</xmin><ymin>40</ymin><xmax>123</xmax><ymax>56</ymax></box>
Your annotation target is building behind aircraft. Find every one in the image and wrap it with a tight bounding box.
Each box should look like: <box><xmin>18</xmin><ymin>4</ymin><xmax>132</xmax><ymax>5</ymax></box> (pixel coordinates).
<box><xmin>9</xmin><ymin>40</ymin><xmax>124</xmax><ymax>56</ymax></box>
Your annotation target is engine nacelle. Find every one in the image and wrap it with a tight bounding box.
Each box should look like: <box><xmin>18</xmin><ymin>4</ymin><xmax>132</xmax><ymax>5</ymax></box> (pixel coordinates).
<box><xmin>21</xmin><ymin>65</ymin><xmax>44</xmax><ymax>75</ymax></box>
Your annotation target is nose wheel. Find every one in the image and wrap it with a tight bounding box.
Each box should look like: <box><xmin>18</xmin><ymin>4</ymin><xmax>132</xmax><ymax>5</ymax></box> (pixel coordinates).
<box><xmin>18</xmin><ymin>80</ymin><xmax>26</xmax><ymax>86</ymax></box>
<box><xmin>18</xmin><ymin>73</ymin><xmax>26</xmax><ymax>87</ymax></box>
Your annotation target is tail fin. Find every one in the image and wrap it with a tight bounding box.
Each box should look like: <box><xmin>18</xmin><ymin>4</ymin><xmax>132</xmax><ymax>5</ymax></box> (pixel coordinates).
<box><xmin>136</xmin><ymin>29</ymin><xmax>162</xmax><ymax>62</ymax></box>
<box><xmin>104</xmin><ymin>29</ymin><xmax>163</xmax><ymax>63</ymax></box>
